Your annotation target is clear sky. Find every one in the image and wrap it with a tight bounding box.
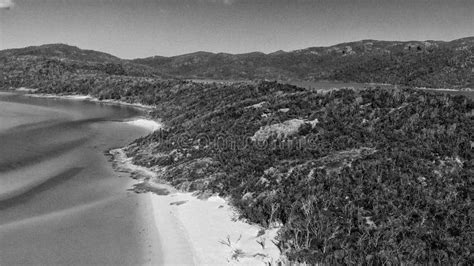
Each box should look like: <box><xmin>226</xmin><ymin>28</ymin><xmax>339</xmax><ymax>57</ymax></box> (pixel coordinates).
<box><xmin>0</xmin><ymin>0</ymin><xmax>473</xmax><ymax>58</ymax></box>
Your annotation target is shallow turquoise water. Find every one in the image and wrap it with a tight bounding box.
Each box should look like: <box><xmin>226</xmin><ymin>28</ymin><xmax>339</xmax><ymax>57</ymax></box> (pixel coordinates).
<box><xmin>0</xmin><ymin>92</ymin><xmax>161</xmax><ymax>265</ymax></box>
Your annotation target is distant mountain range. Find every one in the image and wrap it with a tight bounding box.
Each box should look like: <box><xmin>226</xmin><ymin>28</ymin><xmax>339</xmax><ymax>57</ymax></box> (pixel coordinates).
<box><xmin>1</xmin><ymin>37</ymin><xmax>473</xmax><ymax>88</ymax></box>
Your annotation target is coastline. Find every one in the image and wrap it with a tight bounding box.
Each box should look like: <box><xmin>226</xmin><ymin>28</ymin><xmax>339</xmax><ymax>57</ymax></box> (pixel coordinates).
<box><xmin>23</xmin><ymin>92</ymin><xmax>156</xmax><ymax>111</ymax></box>
<box><xmin>18</xmin><ymin>84</ymin><xmax>472</xmax><ymax>264</ymax></box>
<box><xmin>0</xmin><ymin>95</ymin><xmax>163</xmax><ymax>265</ymax></box>
<box><xmin>110</xmin><ymin>148</ymin><xmax>282</xmax><ymax>265</ymax></box>
<box><xmin>20</xmin><ymin>91</ymin><xmax>164</xmax><ymax>131</ymax></box>
<box><xmin>19</xmin><ymin>90</ymin><xmax>282</xmax><ymax>264</ymax></box>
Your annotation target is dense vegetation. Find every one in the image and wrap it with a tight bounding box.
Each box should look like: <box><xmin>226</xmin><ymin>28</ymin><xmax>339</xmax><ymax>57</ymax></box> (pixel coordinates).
<box><xmin>0</xmin><ymin>44</ymin><xmax>166</xmax><ymax>89</ymax></box>
<box><xmin>124</xmin><ymin>82</ymin><xmax>472</xmax><ymax>264</ymax></box>
<box><xmin>1</xmin><ymin>43</ymin><xmax>473</xmax><ymax>264</ymax></box>
<box><xmin>133</xmin><ymin>37</ymin><xmax>474</xmax><ymax>88</ymax></box>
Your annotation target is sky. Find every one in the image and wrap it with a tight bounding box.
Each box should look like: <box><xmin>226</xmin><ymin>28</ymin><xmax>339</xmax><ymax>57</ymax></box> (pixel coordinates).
<box><xmin>0</xmin><ymin>0</ymin><xmax>473</xmax><ymax>59</ymax></box>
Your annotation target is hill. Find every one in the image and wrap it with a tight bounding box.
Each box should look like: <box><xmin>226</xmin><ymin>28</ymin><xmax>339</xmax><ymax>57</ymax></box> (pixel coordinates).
<box><xmin>14</xmin><ymin>77</ymin><xmax>472</xmax><ymax>264</ymax></box>
<box><xmin>135</xmin><ymin>82</ymin><xmax>473</xmax><ymax>264</ymax></box>
<box><xmin>0</xmin><ymin>44</ymin><xmax>171</xmax><ymax>94</ymax></box>
<box><xmin>132</xmin><ymin>37</ymin><xmax>474</xmax><ymax>88</ymax></box>
<box><xmin>0</xmin><ymin>43</ymin><xmax>168</xmax><ymax>90</ymax></box>
<box><xmin>1</xmin><ymin>37</ymin><xmax>473</xmax><ymax>89</ymax></box>
<box><xmin>0</xmin><ymin>43</ymin><xmax>121</xmax><ymax>63</ymax></box>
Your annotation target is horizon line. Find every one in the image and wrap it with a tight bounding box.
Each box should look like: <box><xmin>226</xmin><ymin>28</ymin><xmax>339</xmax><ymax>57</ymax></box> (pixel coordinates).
<box><xmin>1</xmin><ymin>35</ymin><xmax>472</xmax><ymax>60</ymax></box>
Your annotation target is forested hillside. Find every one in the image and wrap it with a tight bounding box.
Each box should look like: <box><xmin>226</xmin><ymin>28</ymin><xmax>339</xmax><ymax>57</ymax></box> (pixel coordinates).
<box><xmin>5</xmin><ymin>73</ymin><xmax>471</xmax><ymax>263</ymax></box>
<box><xmin>123</xmin><ymin>81</ymin><xmax>472</xmax><ymax>264</ymax></box>
<box><xmin>0</xmin><ymin>44</ymin><xmax>166</xmax><ymax>92</ymax></box>
<box><xmin>133</xmin><ymin>37</ymin><xmax>474</xmax><ymax>88</ymax></box>
<box><xmin>1</xmin><ymin>37</ymin><xmax>473</xmax><ymax>89</ymax></box>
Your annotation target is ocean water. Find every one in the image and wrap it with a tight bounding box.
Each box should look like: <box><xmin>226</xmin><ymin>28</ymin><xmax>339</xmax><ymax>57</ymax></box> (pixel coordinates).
<box><xmin>283</xmin><ymin>81</ymin><xmax>474</xmax><ymax>100</ymax></box>
<box><xmin>285</xmin><ymin>80</ymin><xmax>375</xmax><ymax>90</ymax></box>
<box><xmin>0</xmin><ymin>92</ymin><xmax>161</xmax><ymax>265</ymax></box>
<box><xmin>422</xmin><ymin>89</ymin><xmax>474</xmax><ymax>100</ymax></box>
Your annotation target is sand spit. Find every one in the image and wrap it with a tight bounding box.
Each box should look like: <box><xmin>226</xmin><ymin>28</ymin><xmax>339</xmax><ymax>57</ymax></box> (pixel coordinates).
<box><xmin>124</xmin><ymin>119</ymin><xmax>163</xmax><ymax>132</ymax></box>
<box><xmin>24</xmin><ymin>92</ymin><xmax>164</xmax><ymax>132</ymax></box>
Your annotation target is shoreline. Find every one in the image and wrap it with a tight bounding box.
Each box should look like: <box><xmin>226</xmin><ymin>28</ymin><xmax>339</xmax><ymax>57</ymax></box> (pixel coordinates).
<box><xmin>21</xmin><ymin>91</ymin><xmax>156</xmax><ymax>111</ymax></box>
<box><xmin>0</xmin><ymin>96</ymin><xmax>163</xmax><ymax>265</ymax></box>
<box><xmin>20</xmin><ymin>92</ymin><xmax>164</xmax><ymax>132</ymax></box>
<box><xmin>110</xmin><ymin>147</ymin><xmax>282</xmax><ymax>265</ymax></box>
<box><xmin>26</xmin><ymin>90</ymin><xmax>283</xmax><ymax>264</ymax></box>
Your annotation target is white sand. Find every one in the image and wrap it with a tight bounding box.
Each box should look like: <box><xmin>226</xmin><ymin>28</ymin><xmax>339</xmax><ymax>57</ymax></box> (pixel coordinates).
<box><xmin>150</xmin><ymin>191</ymin><xmax>281</xmax><ymax>265</ymax></box>
<box><xmin>93</xmin><ymin>98</ymin><xmax>155</xmax><ymax>110</ymax></box>
<box><xmin>26</xmin><ymin>94</ymin><xmax>93</xmax><ymax>100</ymax></box>
<box><xmin>24</xmin><ymin>93</ymin><xmax>163</xmax><ymax>132</ymax></box>
<box><xmin>15</xmin><ymin>87</ymin><xmax>38</xmax><ymax>92</ymax></box>
<box><xmin>125</xmin><ymin>119</ymin><xmax>163</xmax><ymax>132</ymax></box>
<box><xmin>25</xmin><ymin>93</ymin><xmax>156</xmax><ymax>110</ymax></box>
<box><xmin>111</xmin><ymin>146</ymin><xmax>282</xmax><ymax>265</ymax></box>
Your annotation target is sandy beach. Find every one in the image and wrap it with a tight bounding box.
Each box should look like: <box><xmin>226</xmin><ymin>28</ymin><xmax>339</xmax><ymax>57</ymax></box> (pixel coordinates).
<box><xmin>0</xmin><ymin>92</ymin><xmax>281</xmax><ymax>265</ymax></box>
<box><xmin>111</xmin><ymin>147</ymin><xmax>281</xmax><ymax>265</ymax></box>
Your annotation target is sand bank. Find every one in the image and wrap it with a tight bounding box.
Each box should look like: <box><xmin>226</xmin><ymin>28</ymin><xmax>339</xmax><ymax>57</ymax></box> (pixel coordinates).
<box><xmin>24</xmin><ymin>92</ymin><xmax>163</xmax><ymax>132</ymax></box>
<box><xmin>125</xmin><ymin>119</ymin><xmax>163</xmax><ymax>132</ymax></box>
